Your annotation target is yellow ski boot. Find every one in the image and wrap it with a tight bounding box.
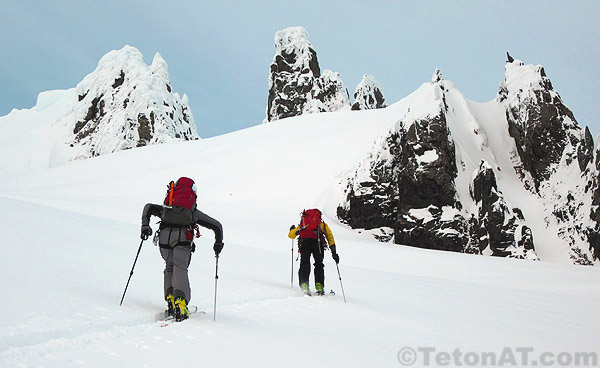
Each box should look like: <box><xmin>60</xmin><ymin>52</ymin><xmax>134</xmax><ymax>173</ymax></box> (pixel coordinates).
<box><xmin>174</xmin><ymin>297</ymin><xmax>189</xmax><ymax>322</ymax></box>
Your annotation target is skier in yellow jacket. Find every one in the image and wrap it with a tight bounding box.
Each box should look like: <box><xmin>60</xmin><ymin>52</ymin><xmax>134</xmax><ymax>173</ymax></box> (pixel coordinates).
<box><xmin>288</xmin><ymin>209</ymin><xmax>339</xmax><ymax>295</ymax></box>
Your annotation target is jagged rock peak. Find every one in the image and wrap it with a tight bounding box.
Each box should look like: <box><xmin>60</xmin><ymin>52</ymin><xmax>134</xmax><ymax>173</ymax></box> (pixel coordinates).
<box><xmin>497</xmin><ymin>56</ymin><xmax>598</xmax><ymax>264</ymax></box>
<box><xmin>431</xmin><ymin>68</ymin><xmax>444</xmax><ymax>83</ymax></box>
<box><xmin>351</xmin><ymin>74</ymin><xmax>386</xmax><ymax>111</ymax></box>
<box><xmin>61</xmin><ymin>45</ymin><xmax>198</xmax><ymax>160</ymax></box>
<box><xmin>505</xmin><ymin>52</ymin><xmax>524</xmax><ymax>66</ymax></box>
<box><xmin>275</xmin><ymin>26</ymin><xmax>314</xmax><ymax>57</ymax></box>
<box><xmin>498</xmin><ymin>56</ymin><xmax>581</xmax><ymax>186</ymax></box>
<box><xmin>498</xmin><ymin>57</ymin><xmax>555</xmax><ymax>105</ymax></box>
<box><xmin>77</xmin><ymin>45</ymin><xmax>174</xmax><ymax>105</ymax></box>
<box><xmin>266</xmin><ymin>26</ymin><xmax>349</xmax><ymax>122</ymax></box>
<box><xmin>311</xmin><ymin>69</ymin><xmax>350</xmax><ymax>113</ymax></box>
<box><xmin>150</xmin><ymin>52</ymin><xmax>169</xmax><ymax>82</ymax></box>
<box><xmin>337</xmin><ymin>53</ymin><xmax>597</xmax><ymax>265</ymax></box>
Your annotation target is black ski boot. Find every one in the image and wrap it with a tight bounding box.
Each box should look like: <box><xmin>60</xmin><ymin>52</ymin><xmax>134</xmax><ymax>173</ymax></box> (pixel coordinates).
<box><xmin>166</xmin><ymin>294</ymin><xmax>175</xmax><ymax>317</ymax></box>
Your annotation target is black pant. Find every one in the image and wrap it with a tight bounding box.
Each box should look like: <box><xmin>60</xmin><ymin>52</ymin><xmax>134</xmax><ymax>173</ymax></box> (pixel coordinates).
<box><xmin>298</xmin><ymin>238</ymin><xmax>325</xmax><ymax>287</ymax></box>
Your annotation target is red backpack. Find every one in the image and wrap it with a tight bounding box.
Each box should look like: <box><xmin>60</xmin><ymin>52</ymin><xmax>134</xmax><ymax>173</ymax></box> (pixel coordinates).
<box><xmin>299</xmin><ymin>209</ymin><xmax>322</xmax><ymax>239</ymax></box>
<box><xmin>161</xmin><ymin>177</ymin><xmax>197</xmax><ymax>226</ymax></box>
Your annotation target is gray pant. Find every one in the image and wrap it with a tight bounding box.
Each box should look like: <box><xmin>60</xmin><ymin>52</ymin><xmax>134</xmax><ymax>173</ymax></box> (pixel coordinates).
<box><xmin>160</xmin><ymin>245</ymin><xmax>192</xmax><ymax>302</ymax></box>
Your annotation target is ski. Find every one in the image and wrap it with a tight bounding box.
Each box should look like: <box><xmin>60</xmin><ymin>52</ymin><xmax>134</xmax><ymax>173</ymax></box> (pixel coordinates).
<box><xmin>316</xmin><ymin>290</ymin><xmax>336</xmax><ymax>297</ymax></box>
<box><xmin>301</xmin><ymin>290</ymin><xmax>335</xmax><ymax>297</ymax></box>
<box><xmin>156</xmin><ymin>305</ymin><xmax>204</xmax><ymax>327</ymax></box>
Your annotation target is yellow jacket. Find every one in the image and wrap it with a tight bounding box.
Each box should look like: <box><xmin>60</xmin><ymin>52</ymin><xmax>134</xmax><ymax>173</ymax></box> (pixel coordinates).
<box><xmin>288</xmin><ymin>222</ymin><xmax>335</xmax><ymax>247</ymax></box>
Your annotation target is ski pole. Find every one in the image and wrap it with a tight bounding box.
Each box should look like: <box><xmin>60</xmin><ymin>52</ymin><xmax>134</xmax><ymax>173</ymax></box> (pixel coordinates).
<box><xmin>120</xmin><ymin>239</ymin><xmax>144</xmax><ymax>306</ymax></box>
<box><xmin>291</xmin><ymin>239</ymin><xmax>294</xmax><ymax>288</ymax></box>
<box><xmin>335</xmin><ymin>263</ymin><xmax>347</xmax><ymax>303</ymax></box>
<box><xmin>213</xmin><ymin>254</ymin><xmax>219</xmax><ymax>321</ymax></box>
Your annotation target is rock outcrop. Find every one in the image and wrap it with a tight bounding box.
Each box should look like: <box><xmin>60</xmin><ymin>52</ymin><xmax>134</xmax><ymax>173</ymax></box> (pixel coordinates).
<box><xmin>498</xmin><ymin>58</ymin><xmax>598</xmax><ymax>264</ymax></box>
<box><xmin>498</xmin><ymin>58</ymin><xmax>581</xmax><ymax>188</ymax></box>
<box><xmin>60</xmin><ymin>45</ymin><xmax>199</xmax><ymax>160</ymax></box>
<box><xmin>265</xmin><ymin>27</ymin><xmax>349</xmax><ymax>122</ymax></box>
<box><xmin>468</xmin><ymin>161</ymin><xmax>537</xmax><ymax>259</ymax></box>
<box><xmin>351</xmin><ymin>75</ymin><xmax>386</xmax><ymax>110</ymax></box>
<box><xmin>338</xmin><ymin>58</ymin><xmax>598</xmax><ymax>265</ymax></box>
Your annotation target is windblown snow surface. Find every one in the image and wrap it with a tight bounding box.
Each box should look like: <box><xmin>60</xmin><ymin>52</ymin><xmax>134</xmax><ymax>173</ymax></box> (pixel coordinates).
<box><xmin>1</xmin><ymin>94</ymin><xmax>599</xmax><ymax>367</ymax></box>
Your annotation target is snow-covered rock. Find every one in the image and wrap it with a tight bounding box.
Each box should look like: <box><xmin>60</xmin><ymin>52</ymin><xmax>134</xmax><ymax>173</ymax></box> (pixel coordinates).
<box><xmin>498</xmin><ymin>56</ymin><xmax>582</xmax><ymax>187</ymax></box>
<box><xmin>351</xmin><ymin>74</ymin><xmax>386</xmax><ymax>110</ymax></box>
<box><xmin>338</xmin><ymin>58</ymin><xmax>598</xmax><ymax>265</ymax></box>
<box><xmin>0</xmin><ymin>45</ymin><xmax>199</xmax><ymax>172</ymax></box>
<box><xmin>468</xmin><ymin>160</ymin><xmax>538</xmax><ymax>259</ymax></box>
<box><xmin>62</xmin><ymin>45</ymin><xmax>198</xmax><ymax>160</ymax></box>
<box><xmin>309</xmin><ymin>69</ymin><xmax>350</xmax><ymax>113</ymax></box>
<box><xmin>265</xmin><ymin>26</ymin><xmax>349</xmax><ymax>122</ymax></box>
<box><xmin>498</xmin><ymin>56</ymin><xmax>598</xmax><ymax>264</ymax></box>
<box><xmin>338</xmin><ymin>70</ymin><xmax>473</xmax><ymax>253</ymax></box>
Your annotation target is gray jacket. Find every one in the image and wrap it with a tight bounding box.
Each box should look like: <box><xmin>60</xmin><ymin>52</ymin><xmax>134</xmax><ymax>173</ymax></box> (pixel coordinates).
<box><xmin>142</xmin><ymin>203</ymin><xmax>223</xmax><ymax>247</ymax></box>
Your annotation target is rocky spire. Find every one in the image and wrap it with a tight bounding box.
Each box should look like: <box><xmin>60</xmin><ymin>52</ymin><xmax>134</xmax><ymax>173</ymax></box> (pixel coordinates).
<box><xmin>431</xmin><ymin>68</ymin><xmax>444</xmax><ymax>83</ymax></box>
<box><xmin>351</xmin><ymin>74</ymin><xmax>386</xmax><ymax>111</ymax></box>
<box><xmin>497</xmin><ymin>56</ymin><xmax>581</xmax><ymax>187</ymax></box>
<box><xmin>265</xmin><ymin>26</ymin><xmax>349</xmax><ymax>122</ymax></box>
<box><xmin>506</xmin><ymin>52</ymin><xmax>514</xmax><ymax>63</ymax></box>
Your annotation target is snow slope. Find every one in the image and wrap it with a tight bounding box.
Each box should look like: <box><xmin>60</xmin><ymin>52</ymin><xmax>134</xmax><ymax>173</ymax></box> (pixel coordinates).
<box><xmin>0</xmin><ymin>89</ymin><xmax>77</xmax><ymax>174</ymax></box>
<box><xmin>1</xmin><ymin>108</ymin><xmax>599</xmax><ymax>367</ymax></box>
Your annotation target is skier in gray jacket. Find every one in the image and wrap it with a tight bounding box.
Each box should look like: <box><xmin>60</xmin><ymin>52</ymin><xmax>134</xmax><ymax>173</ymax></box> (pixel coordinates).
<box><xmin>140</xmin><ymin>182</ymin><xmax>223</xmax><ymax>321</ymax></box>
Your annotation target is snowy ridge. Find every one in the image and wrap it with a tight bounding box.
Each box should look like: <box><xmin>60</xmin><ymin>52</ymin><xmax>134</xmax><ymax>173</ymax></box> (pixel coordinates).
<box><xmin>0</xmin><ymin>89</ymin><xmax>76</xmax><ymax>174</ymax></box>
<box><xmin>336</xmin><ymin>80</ymin><xmax>442</xmax><ymax>206</ymax></box>
<box><xmin>0</xmin><ymin>45</ymin><xmax>198</xmax><ymax>173</ymax></box>
<box><xmin>338</xmin><ymin>61</ymin><xmax>599</xmax><ymax>264</ymax></box>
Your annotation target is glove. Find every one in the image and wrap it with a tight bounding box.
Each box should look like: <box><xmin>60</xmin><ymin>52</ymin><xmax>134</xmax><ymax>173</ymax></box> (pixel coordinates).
<box><xmin>213</xmin><ymin>241</ymin><xmax>224</xmax><ymax>256</ymax></box>
<box><xmin>141</xmin><ymin>225</ymin><xmax>152</xmax><ymax>240</ymax></box>
<box><xmin>330</xmin><ymin>244</ymin><xmax>340</xmax><ymax>264</ymax></box>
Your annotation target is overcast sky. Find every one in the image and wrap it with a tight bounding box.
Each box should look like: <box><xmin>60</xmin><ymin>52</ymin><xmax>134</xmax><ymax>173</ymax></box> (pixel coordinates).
<box><xmin>2</xmin><ymin>1</ymin><xmax>599</xmax><ymax>137</ymax></box>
